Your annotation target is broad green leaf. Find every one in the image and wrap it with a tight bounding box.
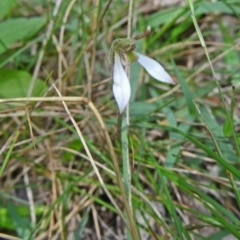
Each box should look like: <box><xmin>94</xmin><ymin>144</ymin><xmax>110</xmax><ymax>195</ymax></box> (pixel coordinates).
<box><xmin>0</xmin><ymin>204</ymin><xmax>44</xmax><ymax>231</ymax></box>
<box><xmin>195</xmin><ymin>1</ymin><xmax>240</xmax><ymax>15</ymax></box>
<box><xmin>7</xmin><ymin>202</ymin><xmax>32</xmax><ymax>238</ymax></box>
<box><xmin>0</xmin><ymin>69</ymin><xmax>47</xmax><ymax>99</ymax></box>
<box><xmin>0</xmin><ymin>17</ymin><xmax>46</xmax><ymax>54</ymax></box>
<box><xmin>146</xmin><ymin>1</ymin><xmax>240</xmax><ymax>30</ymax></box>
<box><xmin>146</xmin><ymin>7</ymin><xmax>183</xmax><ymax>28</ymax></box>
<box><xmin>130</xmin><ymin>101</ymin><xmax>159</xmax><ymax>116</ymax></box>
<box><xmin>0</xmin><ymin>207</ymin><xmax>15</xmax><ymax>230</ymax></box>
<box><xmin>0</xmin><ymin>0</ymin><xmax>17</xmax><ymax>20</ymax></box>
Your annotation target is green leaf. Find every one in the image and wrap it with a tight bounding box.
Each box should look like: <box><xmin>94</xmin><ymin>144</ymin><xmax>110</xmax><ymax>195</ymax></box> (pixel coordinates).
<box><xmin>0</xmin><ymin>69</ymin><xmax>47</xmax><ymax>100</ymax></box>
<box><xmin>223</xmin><ymin>119</ymin><xmax>233</xmax><ymax>137</ymax></box>
<box><xmin>195</xmin><ymin>1</ymin><xmax>240</xmax><ymax>15</ymax></box>
<box><xmin>0</xmin><ymin>17</ymin><xmax>46</xmax><ymax>54</ymax></box>
<box><xmin>7</xmin><ymin>202</ymin><xmax>32</xmax><ymax>238</ymax></box>
<box><xmin>130</xmin><ymin>101</ymin><xmax>159</xmax><ymax>116</ymax></box>
<box><xmin>146</xmin><ymin>1</ymin><xmax>240</xmax><ymax>29</ymax></box>
<box><xmin>72</xmin><ymin>208</ymin><xmax>90</xmax><ymax>240</ymax></box>
<box><xmin>172</xmin><ymin>59</ymin><xmax>196</xmax><ymax>116</ymax></box>
<box><xmin>146</xmin><ymin>6</ymin><xmax>183</xmax><ymax>28</ymax></box>
<box><xmin>0</xmin><ymin>0</ymin><xmax>17</xmax><ymax>20</ymax></box>
<box><xmin>0</xmin><ymin>207</ymin><xmax>15</xmax><ymax>230</ymax></box>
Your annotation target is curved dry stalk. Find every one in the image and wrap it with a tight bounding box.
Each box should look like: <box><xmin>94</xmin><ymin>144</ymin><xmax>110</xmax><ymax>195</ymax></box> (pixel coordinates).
<box><xmin>88</xmin><ymin>101</ymin><xmax>139</xmax><ymax>240</ymax></box>
<box><xmin>52</xmin><ymin>84</ymin><xmax>129</xmax><ymax>229</ymax></box>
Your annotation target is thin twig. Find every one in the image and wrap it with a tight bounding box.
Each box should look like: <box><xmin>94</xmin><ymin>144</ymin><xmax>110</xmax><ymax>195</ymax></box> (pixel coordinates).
<box><xmin>28</xmin><ymin>0</ymin><xmax>63</xmax><ymax>97</ymax></box>
<box><xmin>88</xmin><ymin>0</ymin><xmax>100</xmax><ymax>100</ymax></box>
<box><xmin>23</xmin><ymin>167</ymin><xmax>36</xmax><ymax>226</ymax></box>
<box><xmin>0</xmin><ymin>97</ymin><xmax>88</xmax><ymax>103</ymax></box>
<box><xmin>58</xmin><ymin>0</ymin><xmax>76</xmax><ymax>92</ymax></box>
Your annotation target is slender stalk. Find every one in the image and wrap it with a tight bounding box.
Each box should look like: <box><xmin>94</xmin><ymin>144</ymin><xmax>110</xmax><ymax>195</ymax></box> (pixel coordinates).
<box><xmin>88</xmin><ymin>102</ymin><xmax>140</xmax><ymax>240</ymax></box>
<box><xmin>123</xmin><ymin>0</ymin><xmax>137</xmax><ymax>240</ymax></box>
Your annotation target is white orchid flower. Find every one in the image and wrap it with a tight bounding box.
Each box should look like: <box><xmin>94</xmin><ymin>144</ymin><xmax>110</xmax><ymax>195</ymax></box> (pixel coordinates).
<box><xmin>110</xmin><ymin>28</ymin><xmax>175</xmax><ymax>113</ymax></box>
<box><xmin>113</xmin><ymin>52</ymin><xmax>131</xmax><ymax>113</ymax></box>
<box><xmin>136</xmin><ymin>53</ymin><xmax>175</xmax><ymax>85</ymax></box>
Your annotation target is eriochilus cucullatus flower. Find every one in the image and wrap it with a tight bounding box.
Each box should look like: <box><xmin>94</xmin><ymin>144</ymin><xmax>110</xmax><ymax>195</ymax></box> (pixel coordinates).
<box><xmin>110</xmin><ymin>26</ymin><xmax>175</xmax><ymax>113</ymax></box>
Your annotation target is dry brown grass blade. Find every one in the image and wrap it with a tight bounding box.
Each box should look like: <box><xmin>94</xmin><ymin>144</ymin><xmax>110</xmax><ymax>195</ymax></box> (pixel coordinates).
<box><xmin>0</xmin><ymin>233</ymin><xmax>22</xmax><ymax>240</ymax></box>
<box><xmin>0</xmin><ymin>96</ymin><xmax>88</xmax><ymax>103</ymax></box>
<box><xmin>51</xmin><ymin>82</ymin><xmax>139</xmax><ymax>239</ymax></box>
<box><xmin>91</xmin><ymin>204</ymin><xmax>101</xmax><ymax>240</ymax></box>
<box><xmin>51</xmin><ymin>84</ymin><xmax>129</xmax><ymax>228</ymax></box>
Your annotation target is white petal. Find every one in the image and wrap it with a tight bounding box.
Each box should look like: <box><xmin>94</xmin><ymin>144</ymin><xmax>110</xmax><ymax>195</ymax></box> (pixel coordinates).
<box><xmin>113</xmin><ymin>53</ymin><xmax>131</xmax><ymax>113</ymax></box>
<box><xmin>136</xmin><ymin>52</ymin><xmax>175</xmax><ymax>84</ymax></box>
